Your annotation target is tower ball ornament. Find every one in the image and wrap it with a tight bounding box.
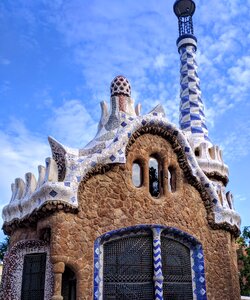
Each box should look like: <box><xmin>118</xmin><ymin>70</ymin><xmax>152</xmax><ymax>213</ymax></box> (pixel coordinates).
<box><xmin>110</xmin><ymin>75</ymin><xmax>131</xmax><ymax>97</ymax></box>
<box><xmin>173</xmin><ymin>0</ymin><xmax>195</xmax><ymax>17</ymax></box>
<box><xmin>174</xmin><ymin>0</ymin><xmax>196</xmax><ymax>36</ymax></box>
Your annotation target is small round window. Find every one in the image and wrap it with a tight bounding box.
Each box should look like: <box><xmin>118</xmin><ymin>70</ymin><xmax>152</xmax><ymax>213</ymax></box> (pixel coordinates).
<box><xmin>132</xmin><ymin>162</ymin><xmax>142</xmax><ymax>187</ymax></box>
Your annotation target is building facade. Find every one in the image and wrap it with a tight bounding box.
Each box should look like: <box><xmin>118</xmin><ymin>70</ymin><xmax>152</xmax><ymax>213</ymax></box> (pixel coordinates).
<box><xmin>0</xmin><ymin>1</ymin><xmax>241</xmax><ymax>299</ymax></box>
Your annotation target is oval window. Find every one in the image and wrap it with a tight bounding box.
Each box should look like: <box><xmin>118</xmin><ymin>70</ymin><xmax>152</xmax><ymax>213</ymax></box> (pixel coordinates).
<box><xmin>149</xmin><ymin>157</ymin><xmax>160</xmax><ymax>197</ymax></box>
<box><xmin>132</xmin><ymin>162</ymin><xmax>142</xmax><ymax>187</ymax></box>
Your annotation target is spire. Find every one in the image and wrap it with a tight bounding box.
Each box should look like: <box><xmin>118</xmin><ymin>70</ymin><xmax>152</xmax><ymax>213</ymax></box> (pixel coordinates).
<box><xmin>173</xmin><ymin>0</ymin><xmax>230</xmax><ymax>185</ymax></box>
<box><xmin>174</xmin><ymin>0</ymin><xmax>211</xmax><ymax>147</ymax></box>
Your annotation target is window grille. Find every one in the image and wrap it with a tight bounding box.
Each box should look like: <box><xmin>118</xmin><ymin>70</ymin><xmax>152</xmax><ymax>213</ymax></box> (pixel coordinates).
<box><xmin>21</xmin><ymin>253</ymin><xmax>46</xmax><ymax>300</ymax></box>
<box><xmin>161</xmin><ymin>236</ymin><xmax>193</xmax><ymax>300</ymax></box>
<box><xmin>102</xmin><ymin>232</ymin><xmax>195</xmax><ymax>299</ymax></box>
<box><xmin>103</xmin><ymin>235</ymin><xmax>154</xmax><ymax>299</ymax></box>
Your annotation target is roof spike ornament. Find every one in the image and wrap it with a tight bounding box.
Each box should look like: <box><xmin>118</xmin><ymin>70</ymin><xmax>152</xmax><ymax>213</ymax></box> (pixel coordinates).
<box><xmin>174</xmin><ymin>0</ymin><xmax>211</xmax><ymax>149</ymax></box>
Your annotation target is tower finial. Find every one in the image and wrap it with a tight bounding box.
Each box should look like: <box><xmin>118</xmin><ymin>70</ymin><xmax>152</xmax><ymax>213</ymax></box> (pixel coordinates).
<box><xmin>174</xmin><ymin>0</ymin><xmax>195</xmax><ymax>36</ymax></box>
<box><xmin>174</xmin><ymin>0</ymin><xmax>211</xmax><ymax>148</ymax></box>
<box><xmin>174</xmin><ymin>0</ymin><xmax>197</xmax><ymax>52</ymax></box>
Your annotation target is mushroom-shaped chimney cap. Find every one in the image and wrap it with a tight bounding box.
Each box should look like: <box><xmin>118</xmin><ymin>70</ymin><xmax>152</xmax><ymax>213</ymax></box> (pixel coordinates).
<box><xmin>174</xmin><ymin>0</ymin><xmax>196</xmax><ymax>17</ymax></box>
<box><xmin>110</xmin><ymin>75</ymin><xmax>131</xmax><ymax>97</ymax></box>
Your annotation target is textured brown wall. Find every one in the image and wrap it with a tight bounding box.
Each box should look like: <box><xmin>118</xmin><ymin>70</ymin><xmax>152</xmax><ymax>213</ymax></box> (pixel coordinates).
<box><xmin>9</xmin><ymin>133</ymin><xmax>240</xmax><ymax>299</ymax></box>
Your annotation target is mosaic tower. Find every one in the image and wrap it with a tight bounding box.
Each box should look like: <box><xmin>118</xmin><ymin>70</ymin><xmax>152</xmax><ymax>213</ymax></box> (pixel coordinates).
<box><xmin>174</xmin><ymin>0</ymin><xmax>210</xmax><ymax>148</ymax></box>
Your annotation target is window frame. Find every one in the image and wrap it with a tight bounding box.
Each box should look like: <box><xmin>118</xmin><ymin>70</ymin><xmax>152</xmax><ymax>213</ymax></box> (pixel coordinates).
<box><xmin>21</xmin><ymin>253</ymin><xmax>47</xmax><ymax>300</ymax></box>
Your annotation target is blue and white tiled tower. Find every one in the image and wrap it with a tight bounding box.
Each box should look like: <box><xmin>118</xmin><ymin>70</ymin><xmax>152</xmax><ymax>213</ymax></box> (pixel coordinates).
<box><xmin>174</xmin><ymin>0</ymin><xmax>211</xmax><ymax>149</ymax></box>
<box><xmin>173</xmin><ymin>0</ymin><xmax>240</xmax><ymax>225</ymax></box>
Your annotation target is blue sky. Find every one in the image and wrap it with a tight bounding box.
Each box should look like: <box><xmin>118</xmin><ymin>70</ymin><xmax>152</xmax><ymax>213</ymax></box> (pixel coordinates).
<box><xmin>0</xmin><ymin>0</ymin><xmax>249</xmax><ymax>239</ymax></box>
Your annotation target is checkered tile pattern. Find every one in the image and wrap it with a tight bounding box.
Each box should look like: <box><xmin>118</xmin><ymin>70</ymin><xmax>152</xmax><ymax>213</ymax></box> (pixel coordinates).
<box><xmin>179</xmin><ymin>45</ymin><xmax>210</xmax><ymax>144</ymax></box>
<box><xmin>152</xmin><ymin>228</ymin><xmax>164</xmax><ymax>300</ymax></box>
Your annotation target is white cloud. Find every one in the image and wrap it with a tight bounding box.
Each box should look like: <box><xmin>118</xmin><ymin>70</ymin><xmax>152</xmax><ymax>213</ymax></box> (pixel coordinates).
<box><xmin>154</xmin><ymin>54</ymin><xmax>167</xmax><ymax>69</ymax></box>
<box><xmin>0</xmin><ymin>119</ymin><xmax>50</xmax><ymax>237</ymax></box>
<box><xmin>0</xmin><ymin>81</ymin><xmax>10</xmax><ymax>95</ymax></box>
<box><xmin>47</xmin><ymin>99</ymin><xmax>98</xmax><ymax>148</ymax></box>
<box><xmin>234</xmin><ymin>194</ymin><xmax>247</xmax><ymax>202</ymax></box>
<box><xmin>0</xmin><ymin>58</ymin><xmax>10</xmax><ymax>65</ymax></box>
<box><xmin>0</xmin><ymin>119</ymin><xmax>50</xmax><ymax>201</ymax></box>
<box><xmin>228</xmin><ymin>56</ymin><xmax>250</xmax><ymax>95</ymax></box>
<box><xmin>219</xmin><ymin>121</ymin><xmax>250</xmax><ymax>161</ymax></box>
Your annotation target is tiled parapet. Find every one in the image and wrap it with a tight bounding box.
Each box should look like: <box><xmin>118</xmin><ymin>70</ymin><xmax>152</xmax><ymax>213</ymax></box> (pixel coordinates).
<box><xmin>2</xmin><ymin>156</ymin><xmax>77</xmax><ymax>226</ymax></box>
<box><xmin>190</xmin><ymin>142</ymin><xmax>229</xmax><ymax>183</ymax></box>
<box><xmin>212</xmin><ymin>183</ymin><xmax>238</xmax><ymax>228</ymax></box>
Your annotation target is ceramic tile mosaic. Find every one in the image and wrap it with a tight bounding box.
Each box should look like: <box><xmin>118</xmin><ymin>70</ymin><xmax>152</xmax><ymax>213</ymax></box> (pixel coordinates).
<box><xmin>179</xmin><ymin>43</ymin><xmax>211</xmax><ymax>148</ymax></box>
<box><xmin>152</xmin><ymin>227</ymin><xmax>164</xmax><ymax>300</ymax></box>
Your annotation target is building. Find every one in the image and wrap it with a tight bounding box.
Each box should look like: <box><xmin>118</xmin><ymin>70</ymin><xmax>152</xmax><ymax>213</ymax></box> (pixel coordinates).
<box><xmin>0</xmin><ymin>0</ymin><xmax>241</xmax><ymax>299</ymax></box>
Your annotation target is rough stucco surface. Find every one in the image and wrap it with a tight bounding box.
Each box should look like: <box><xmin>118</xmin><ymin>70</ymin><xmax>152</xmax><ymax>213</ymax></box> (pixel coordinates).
<box><xmin>4</xmin><ymin>133</ymin><xmax>240</xmax><ymax>300</ymax></box>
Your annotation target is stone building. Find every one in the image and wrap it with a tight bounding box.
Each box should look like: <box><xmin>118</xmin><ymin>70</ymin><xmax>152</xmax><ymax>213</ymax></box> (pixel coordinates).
<box><xmin>0</xmin><ymin>0</ymin><xmax>242</xmax><ymax>300</ymax></box>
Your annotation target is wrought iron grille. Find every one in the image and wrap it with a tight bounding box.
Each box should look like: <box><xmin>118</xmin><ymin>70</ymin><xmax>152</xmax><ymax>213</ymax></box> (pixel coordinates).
<box><xmin>161</xmin><ymin>236</ymin><xmax>193</xmax><ymax>300</ymax></box>
<box><xmin>103</xmin><ymin>235</ymin><xmax>154</xmax><ymax>299</ymax></box>
<box><xmin>178</xmin><ymin>16</ymin><xmax>194</xmax><ymax>35</ymax></box>
<box><xmin>21</xmin><ymin>253</ymin><xmax>47</xmax><ymax>300</ymax></box>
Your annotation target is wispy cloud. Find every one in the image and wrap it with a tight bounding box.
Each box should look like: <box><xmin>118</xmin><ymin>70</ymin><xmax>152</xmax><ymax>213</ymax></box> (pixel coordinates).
<box><xmin>0</xmin><ymin>81</ymin><xmax>10</xmax><ymax>95</ymax></box>
<box><xmin>186</xmin><ymin>0</ymin><xmax>249</xmax><ymax>129</ymax></box>
<box><xmin>47</xmin><ymin>99</ymin><xmax>97</xmax><ymax>148</ymax></box>
<box><xmin>219</xmin><ymin>120</ymin><xmax>250</xmax><ymax>161</ymax></box>
<box><xmin>0</xmin><ymin>58</ymin><xmax>10</xmax><ymax>65</ymax></box>
<box><xmin>234</xmin><ymin>194</ymin><xmax>247</xmax><ymax>202</ymax></box>
<box><xmin>0</xmin><ymin>119</ymin><xmax>50</xmax><ymax>206</ymax></box>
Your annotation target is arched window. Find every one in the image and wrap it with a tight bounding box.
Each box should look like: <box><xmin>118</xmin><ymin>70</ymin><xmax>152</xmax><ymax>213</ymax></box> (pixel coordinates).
<box><xmin>61</xmin><ymin>266</ymin><xmax>76</xmax><ymax>300</ymax></box>
<box><xmin>94</xmin><ymin>225</ymin><xmax>207</xmax><ymax>300</ymax></box>
<box><xmin>149</xmin><ymin>157</ymin><xmax>160</xmax><ymax>197</ymax></box>
<box><xmin>132</xmin><ymin>162</ymin><xmax>142</xmax><ymax>187</ymax></box>
<box><xmin>168</xmin><ymin>166</ymin><xmax>176</xmax><ymax>193</ymax></box>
